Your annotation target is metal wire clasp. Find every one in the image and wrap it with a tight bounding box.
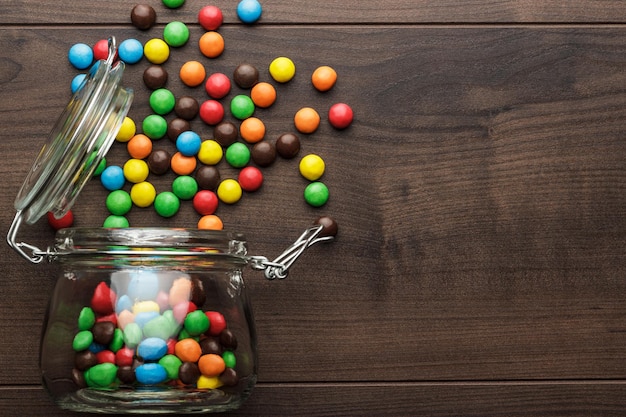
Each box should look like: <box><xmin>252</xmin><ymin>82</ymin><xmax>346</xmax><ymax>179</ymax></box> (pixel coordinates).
<box><xmin>249</xmin><ymin>221</ymin><xmax>336</xmax><ymax>280</ymax></box>
<box><xmin>7</xmin><ymin>211</ymin><xmax>54</xmax><ymax>264</ymax></box>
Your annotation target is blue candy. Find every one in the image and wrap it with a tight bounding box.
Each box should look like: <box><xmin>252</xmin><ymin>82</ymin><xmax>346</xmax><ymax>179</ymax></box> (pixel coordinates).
<box><xmin>88</xmin><ymin>342</ymin><xmax>106</xmax><ymax>353</ymax></box>
<box><xmin>115</xmin><ymin>294</ymin><xmax>133</xmax><ymax>314</ymax></box>
<box><xmin>100</xmin><ymin>165</ymin><xmax>125</xmax><ymax>191</ymax></box>
<box><xmin>176</xmin><ymin>131</ymin><xmax>202</xmax><ymax>156</ymax></box>
<box><xmin>137</xmin><ymin>337</ymin><xmax>168</xmax><ymax>361</ymax></box>
<box><xmin>127</xmin><ymin>272</ymin><xmax>160</xmax><ymax>301</ymax></box>
<box><xmin>118</xmin><ymin>39</ymin><xmax>144</xmax><ymax>64</ymax></box>
<box><xmin>68</xmin><ymin>43</ymin><xmax>94</xmax><ymax>70</ymax></box>
<box><xmin>237</xmin><ymin>0</ymin><xmax>262</xmax><ymax>24</ymax></box>
<box><xmin>135</xmin><ymin>363</ymin><xmax>168</xmax><ymax>385</ymax></box>
<box><xmin>71</xmin><ymin>73</ymin><xmax>87</xmax><ymax>94</ymax></box>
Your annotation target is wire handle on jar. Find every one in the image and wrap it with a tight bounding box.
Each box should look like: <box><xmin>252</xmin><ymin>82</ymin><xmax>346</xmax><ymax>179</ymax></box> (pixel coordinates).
<box><xmin>248</xmin><ymin>216</ymin><xmax>338</xmax><ymax>280</ymax></box>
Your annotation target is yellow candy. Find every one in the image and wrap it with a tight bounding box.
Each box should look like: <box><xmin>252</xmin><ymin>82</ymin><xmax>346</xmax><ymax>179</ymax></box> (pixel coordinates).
<box><xmin>197</xmin><ymin>140</ymin><xmax>223</xmax><ymax>165</ymax></box>
<box><xmin>143</xmin><ymin>38</ymin><xmax>170</xmax><ymax>64</ymax></box>
<box><xmin>131</xmin><ymin>181</ymin><xmax>157</xmax><ymax>208</ymax></box>
<box><xmin>132</xmin><ymin>300</ymin><xmax>160</xmax><ymax>314</ymax></box>
<box><xmin>299</xmin><ymin>154</ymin><xmax>325</xmax><ymax>181</ymax></box>
<box><xmin>269</xmin><ymin>56</ymin><xmax>295</xmax><ymax>83</ymax></box>
<box><xmin>116</xmin><ymin>117</ymin><xmax>136</xmax><ymax>142</ymax></box>
<box><xmin>217</xmin><ymin>179</ymin><xmax>242</xmax><ymax>204</ymax></box>
<box><xmin>197</xmin><ymin>375</ymin><xmax>223</xmax><ymax>389</ymax></box>
<box><xmin>123</xmin><ymin>159</ymin><xmax>149</xmax><ymax>183</ymax></box>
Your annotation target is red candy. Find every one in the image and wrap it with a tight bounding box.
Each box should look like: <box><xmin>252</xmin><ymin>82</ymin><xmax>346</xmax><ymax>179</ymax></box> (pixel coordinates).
<box><xmin>193</xmin><ymin>190</ymin><xmax>219</xmax><ymax>215</ymax></box>
<box><xmin>166</xmin><ymin>338</ymin><xmax>177</xmax><ymax>355</ymax></box>
<box><xmin>91</xmin><ymin>282</ymin><xmax>117</xmax><ymax>315</ymax></box>
<box><xmin>205</xmin><ymin>311</ymin><xmax>227</xmax><ymax>336</ymax></box>
<box><xmin>328</xmin><ymin>102</ymin><xmax>353</xmax><ymax>129</ymax></box>
<box><xmin>238</xmin><ymin>166</ymin><xmax>263</xmax><ymax>192</ymax></box>
<box><xmin>205</xmin><ymin>73</ymin><xmax>231</xmax><ymax>99</ymax></box>
<box><xmin>96</xmin><ymin>350</ymin><xmax>116</xmax><ymax>364</ymax></box>
<box><xmin>115</xmin><ymin>347</ymin><xmax>135</xmax><ymax>367</ymax></box>
<box><xmin>93</xmin><ymin>39</ymin><xmax>111</xmax><ymax>61</ymax></box>
<box><xmin>198</xmin><ymin>5</ymin><xmax>223</xmax><ymax>31</ymax></box>
<box><xmin>47</xmin><ymin>210</ymin><xmax>74</xmax><ymax>230</ymax></box>
<box><xmin>199</xmin><ymin>100</ymin><xmax>225</xmax><ymax>125</ymax></box>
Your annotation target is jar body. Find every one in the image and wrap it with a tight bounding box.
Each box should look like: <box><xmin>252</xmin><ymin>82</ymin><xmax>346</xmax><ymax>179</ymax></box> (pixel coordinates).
<box><xmin>40</xmin><ymin>228</ymin><xmax>257</xmax><ymax>414</ymax></box>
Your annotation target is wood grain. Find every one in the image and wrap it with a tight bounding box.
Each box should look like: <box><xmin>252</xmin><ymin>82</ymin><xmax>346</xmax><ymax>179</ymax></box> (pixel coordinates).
<box><xmin>1</xmin><ymin>1</ymin><xmax>626</xmax><ymax>415</ymax></box>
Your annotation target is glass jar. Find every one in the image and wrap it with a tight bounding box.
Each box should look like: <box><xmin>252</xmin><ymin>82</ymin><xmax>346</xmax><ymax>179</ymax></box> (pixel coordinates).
<box><xmin>6</xmin><ymin>37</ymin><xmax>337</xmax><ymax>414</ymax></box>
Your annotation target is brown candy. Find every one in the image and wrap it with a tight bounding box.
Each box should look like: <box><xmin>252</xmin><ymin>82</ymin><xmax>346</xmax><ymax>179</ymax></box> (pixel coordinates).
<box><xmin>200</xmin><ymin>337</ymin><xmax>222</xmax><ymax>355</ymax></box>
<box><xmin>72</xmin><ymin>368</ymin><xmax>87</xmax><ymax>388</ymax></box>
<box><xmin>213</xmin><ymin>121</ymin><xmax>238</xmax><ymax>147</ymax></box>
<box><xmin>190</xmin><ymin>277</ymin><xmax>206</xmax><ymax>307</ymax></box>
<box><xmin>75</xmin><ymin>350</ymin><xmax>98</xmax><ymax>371</ymax></box>
<box><xmin>219</xmin><ymin>329</ymin><xmax>238</xmax><ymax>350</ymax></box>
<box><xmin>175</xmin><ymin>96</ymin><xmax>199</xmax><ymax>120</ymax></box>
<box><xmin>178</xmin><ymin>361</ymin><xmax>201</xmax><ymax>385</ymax></box>
<box><xmin>195</xmin><ymin>166</ymin><xmax>221</xmax><ymax>191</ymax></box>
<box><xmin>147</xmin><ymin>149</ymin><xmax>172</xmax><ymax>175</ymax></box>
<box><xmin>276</xmin><ymin>133</ymin><xmax>300</xmax><ymax>159</ymax></box>
<box><xmin>92</xmin><ymin>321</ymin><xmax>116</xmax><ymax>345</ymax></box>
<box><xmin>251</xmin><ymin>141</ymin><xmax>276</xmax><ymax>167</ymax></box>
<box><xmin>219</xmin><ymin>368</ymin><xmax>239</xmax><ymax>386</ymax></box>
<box><xmin>233</xmin><ymin>63</ymin><xmax>259</xmax><ymax>88</ymax></box>
<box><xmin>131</xmin><ymin>4</ymin><xmax>157</xmax><ymax>30</ymax></box>
<box><xmin>167</xmin><ymin>118</ymin><xmax>190</xmax><ymax>142</ymax></box>
<box><xmin>143</xmin><ymin>65</ymin><xmax>168</xmax><ymax>90</ymax></box>
<box><xmin>117</xmin><ymin>366</ymin><xmax>136</xmax><ymax>384</ymax></box>
<box><xmin>315</xmin><ymin>216</ymin><xmax>338</xmax><ymax>237</ymax></box>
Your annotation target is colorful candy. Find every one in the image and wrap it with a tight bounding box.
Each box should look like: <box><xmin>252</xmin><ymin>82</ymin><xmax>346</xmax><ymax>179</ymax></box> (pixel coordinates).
<box><xmin>328</xmin><ymin>102</ymin><xmax>354</xmax><ymax>129</ymax></box>
<box><xmin>304</xmin><ymin>181</ymin><xmax>329</xmax><ymax>207</ymax></box>
<box><xmin>205</xmin><ymin>73</ymin><xmax>231</xmax><ymax>99</ymax></box>
<box><xmin>199</xmin><ymin>31</ymin><xmax>225</xmax><ymax>58</ymax></box>
<box><xmin>179</xmin><ymin>61</ymin><xmax>206</xmax><ymax>87</ymax></box>
<box><xmin>131</xmin><ymin>4</ymin><xmax>157</xmax><ymax>30</ymax></box>
<box><xmin>311</xmin><ymin>65</ymin><xmax>337</xmax><ymax>91</ymax></box>
<box><xmin>198</xmin><ymin>5</ymin><xmax>223</xmax><ymax>30</ymax></box>
<box><xmin>269</xmin><ymin>56</ymin><xmax>296</xmax><ymax>83</ymax></box>
<box><xmin>118</xmin><ymin>38</ymin><xmax>144</xmax><ymax>64</ymax></box>
<box><xmin>237</xmin><ymin>0</ymin><xmax>262</xmax><ymax>24</ymax></box>
<box><xmin>294</xmin><ymin>107</ymin><xmax>320</xmax><ymax>134</ymax></box>
<box><xmin>143</xmin><ymin>38</ymin><xmax>170</xmax><ymax>64</ymax></box>
<box><xmin>163</xmin><ymin>21</ymin><xmax>190</xmax><ymax>47</ymax></box>
<box><xmin>299</xmin><ymin>154</ymin><xmax>325</xmax><ymax>181</ymax></box>
<box><xmin>68</xmin><ymin>43</ymin><xmax>93</xmax><ymax>70</ymax></box>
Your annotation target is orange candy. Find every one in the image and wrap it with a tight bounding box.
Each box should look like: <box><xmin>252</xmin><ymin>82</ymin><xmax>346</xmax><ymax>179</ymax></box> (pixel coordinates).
<box><xmin>311</xmin><ymin>65</ymin><xmax>337</xmax><ymax>92</ymax></box>
<box><xmin>126</xmin><ymin>134</ymin><xmax>153</xmax><ymax>159</ymax></box>
<box><xmin>250</xmin><ymin>82</ymin><xmax>276</xmax><ymax>108</ymax></box>
<box><xmin>175</xmin><ymin>339</ymin><xmax>202</xmax><ymax>363</ymax></box>
<box><xmin>239</xmin><ymin>117</ymin><xmax>265</xmax><ymax>143</ymax></box>
<box><xmin>198</xmin><ymin>31</ymin><xmax>225</xmax><ymax>58</ymax></box>
<box><xmin>294</xmin><ymin>107</ymin><xmax>320</xmax><ymax>134</ymax></box>
<box><xmin>198</xmin><ymin>214</ymin><xmax>223</xmax><ymax>230</ymax></box>
<box><xmin>198</xmin><ymin>354</ymin><xmax>226</xmax><ymax>377</ymax></box>
<box><xmin>171</xmin><ymin>152</ymin><xmax>197</xmax><ymax>175</ymax></box>
<box><xmin>180</xmin><ymin>61</ymin><xmax>206</xmax><ymax>87</ymax></box>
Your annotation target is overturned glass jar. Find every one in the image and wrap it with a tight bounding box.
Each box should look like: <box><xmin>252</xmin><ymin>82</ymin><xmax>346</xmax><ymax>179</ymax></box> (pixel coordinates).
<box><xmin>6</xmin><ymin>38</ymin><xmax>336</xmax><ymax>414</ymax></box>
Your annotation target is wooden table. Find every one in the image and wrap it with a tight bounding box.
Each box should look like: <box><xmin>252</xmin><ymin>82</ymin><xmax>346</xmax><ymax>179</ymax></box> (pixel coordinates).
<box><xmin>1</xmin><ymin>1</ymin><xmax>626</xmax><ymax>415</ymax></box>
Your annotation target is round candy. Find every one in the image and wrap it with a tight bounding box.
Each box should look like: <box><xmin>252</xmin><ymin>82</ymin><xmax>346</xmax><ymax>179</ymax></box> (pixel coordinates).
<box><xmin>68</xmin><ymin>43</ymin><xmax>93</xmax><ymax>70</ymax></box>
<box><xmin>184</xmin><ymin>310</ymin><xmax>210</xmax><ymax>335</ymax></box>
<box><xmin>222</xmin><ymin>350</ymin><xmax>236</xmax><ymax>368</ymax></box>
<box><xmin>123</xmin><ymin>159</ymin><xmax>149</xmax><ymax>183</ymax></box>
<box><xmin>299</xmin><ymin>154</ymin><xmax>325</xmax><ymax>180</ymax></box>
<box><xmin>193</xmin><ymin>190</ymin><xmax>219</xmax><ymax>215</ymax></box>
<box><xmin>127</xmin><ymin>134</ymin><xmax>153</xmax><ymax>159</ymax></box>
<box><xmin>198</xmin><ymin>214</ymin><xmax>223</xmax><ymax>230</ymax></box>
<box><xmin>251</xmin><ymin>141</ymin><xmax>276</xmax><ymax>166</ymax></box>
<box><xmin>162</xmin><ymin>0</ymin><xmax>185</xmax><ymax>8</ymax></box>
<box><xmin>230</xmin><ymin>95</ymin><xmax>255</xmax><ymax>120</ymax></box>
<box><xmin>100</xmin><ymin>165</ymin><xmax>125</xmax><ymax>191</ymax></box>
<box><xmin>106</xmin><ymin>190</ymin><xmax>132</xmax><ymax>215</ymax></box>
<box><xmin>316</xmin><ymin>215</ymin><xmax>339</xmax><ymax>237</ymax></box>
<box><xmin>199</xmin><ymin>100</ymin><xmax>224</xmax><ymax>125</ymax></box>
<box><xmin>118</xmin><ymin>38</ymin><xmax>143</xmax><ymax>64</ymax></box>
<box><xmin>71</xmin><ymin>73</ymin><xmax>87</xmax><ymax>94</ymax></box>
<box><xmin>205</xmin><ymin>311</ymin><xmax>227</xmax><ymax>336</ymax></box>
<box><xmin>304</xmin><ymin>182</ymin><xmax>329</xmax><ymax>207</ymax></box>
<box><xmin>238</xmin><ymin>166</ymin><xmax>263</xmax><ymax>192</ymax></box>
<box><xmin>328</xmin><ymin>102</ymin><xmax>353</xmax><ymax>129</ymax></box>
<box><xmin>93</xmin><ymin>39</ymin><xmax>111</xmax><ymax>61</ymax></box>
<box><xmin>233</xmin><ymin>64</ymin><xmax>259</xmax><ymax>88</ymax></box>
<box><xmin>294</xmin><ymin>107</ymin><xmax>320</xmax><ymax>134</ymax></box>
<box><xmin>144</xmin><ymin>38</ymin><xmax>170</xmax><ymax>64</ymax></box>
<box><xmin>116</xmin><ymin>117</ymin><xmax>136</xmax><ymax>142</ymax></box>
<box><xmin>138</xmin><ymin>337</ymin><xmax>168</xmax><ymax>361</ymax></box>
<box><xmin>164</xmin><ymin>21</ymin><xmax>189</xmax><ymax>47</ymax></box>
<box><xmin>103</xmin><ymin>215</ymin><xmax>129</xmax><ymax>228</ymax></box>
<box><xmin>130</xmin><ymin>181</ymin><xmax>157</xmax><ymax>207</ymax></box>
<box><xmin>205</xmin><ymin>72</ymin><xmax>231</xmax><ymax>99</ymax></box>
<box><xmin>143</xmin><ymin>114</ymin><xmax>168</xmax><ymax>139</ymax></box>
<box><xmin>225</xmin><ymin>142</ymin><xmax>250</xmax><ymax>168</ymax></box>
<box><xmin>77</xmin><ymin>307</ymin><xmax>96</xmax><ymax>331</ymax></box>
<box><xmin>167</xmin><ymin>118</ymin><xmax>190</xmax><ymax>142</ymax></box>
<box><xmin>198</xmin><ymin>354</ymin><xmax>225</xmax><ymax>377</ymax></box>
<box><xmin>178</xmin><ymin>361</ymin><xmax>201</xmax><ymax>385</ymax></box>
<box><xmin>175</xmin><ymin>339</ymin><xmax>202</xmax><ymax>363</ymax></box>
<box><xmin>135</xmin><ymin>363</ymin><xmax>168</xmax><ymax>385</ymax></box>
<box><xmin>275</xmin><ymin>133</ymin><xmax>300</xmax><ymax>159</ymax></box>
<box><xmin>175</xmin><ymin>96</ymin><xmax>199</xmax><ymax>120</ymax></box>
<box><xmin>92</xmin><ymin>322</ymin><xmax>116</xmax><ymax>345</ymax></box>
<box><xmin>147</xmin><ymin>149</ymin><xmax>171</xmax><ymax>175</ymax></box>
<box><xmin>180</xmin><ymin>61</ymin><xmax>206</xmax><ymax>87</ymax></box>
<box><xmin>198</xmin><ymin>5</ymin><xmax>223</xmax><ymax>30</ymax></box>
<box><xmin>199</xmin><ymin>31</ymin><xmax>224</xmax><ymax>58</ymax></box>
<box><xmin>154</xmin><ymin>192</ymin><xmax>180</xmax><ymax>218</ymax></box>
<box><xmin>47</xmin><ymin>210</ymin><xmax>74</xmax><ymax>230</ymax></box>
<box><xmin>250</xmin><ymin>82</ymin><xmax>276</xmax><ymax>108</ymax></box>
<box><xmin>176</xmin><ymin>131</ymin><xmax>202</xmax><ymax>156</ymax></box>
<box><xmin>239</xmin><ymin>117</ymin><xmax>265</xmax><ymax>143</ymax></box>
<box><xmin>86</xmin><ymin>363</ymin><xmax>118</xmax><ymax>387</ymax></box>
<box><xmin>237</xmin><ymin>0</ymin><xmax>262</xmax><ymax>24</ymax></box>
<box><xmin>197</xmin><ymin>140</ymin><xmax>223</xmax><ymax>165</ymax></box>
<box><xmin>197</xmin><ymin>375</ymin><xmax>222</xmax><ymax>389</ymax></box>
<box><xmin>172</xmin><ymin>175</ymin><xmax>198</xmax><ymax>200</ymax></box>
<box><xmin>269</xmin><ymin>56</ymin><xmax>295</xmax><ymax>83</ymax></box>
<box><xmin>311</xmin><ymin>65</ymin><xmax>337</xmax><ymax>91</ymax></box>
<box><xmin>214</xmin><ymin>121</ymin><xmax>238</xmax><ymax>147</ymax></box>
<box><xmin>217</xmin><ymin>179</ymin><xmax>243</xmax><ymax>204</ymax></box>
<box><xmin>150</xmin><ymin>88</ymin><xmax>175</xmax><ymax>115</ymax></box>
<box><xmin>195</xmin><ymin>166</ymin><xmax>221</xmax><ymax>190</ymax></box>
<box><xmin>170</xmin><ymin>152</ymin><xmax>197</xmax><ymax>175</ymax></box>
<box><xmin>144</xmin><ymin>65</ymin><xmax>168</xmax><ymax>89</ymax></box>
<box><xmin>131</xmin><ymin>4</ymin><xmax>157</xmax><ymax>30</ymax></box>
<box><xmin>158</xmin><ymin>354</ymin><xmax>182</xmax><ymax>380</ymax></box>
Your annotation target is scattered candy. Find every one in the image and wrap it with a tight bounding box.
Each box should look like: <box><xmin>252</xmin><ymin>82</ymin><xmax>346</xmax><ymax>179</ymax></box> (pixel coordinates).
<box><xmin>251</xmin><ymin>141</ymin><xmax>276</xmax><ymax>167</ymax></box>
<box><xmin>93</xmin><ymin>39</ymin><xmax>111</xmax><ymax>61</ymax></box>
<box><xmin>217</xmin><ymin>179</ymin><xmax>243</xmax><ymax>204</ymax></box>
<box><xmin>197</xmin><ymin>214</ymin><xmax>223</xmax><ymax>230</ymax></box>
<box><xmin>147</xmin><ymin>149</ymin><xmax>171</xmax><ymax>175</ymax></box>
<box><xmin>198</xmin><ymin>31</ymin><xmax>225</xmax><ymax>58</ymax></box>
<box><xmin>205</xmin><ymin>72</ymin><xmax>231</xmax><ymax>99</ymax></box>
<box><xmin>238</xmin><ymin>166</ymin><xmax>263</xmax><ymax>192</ymax></box>
<box><xmin>100</xmin><ymin>165</ymin><xmax>125</xmax><ymax>191</ymax></box>
<box><xmin>131</xmin><ymin>181</ymin><xmax>157</xmax><ymax>207</ymax></box>
<box><xmin>195</xmin><ymin>166</ymin><xmax>221</xmax><ymax>190</ymax></box>
<box><xmin>172</xmin><ymin>175</ymin><xmax>199</xmax><ymax>200</ymax></box>
<box><xmin>150</xmin><ymin>88</ymin><xmax>176</xmax><ymax>115</ymax></box>
<box><xmin>127</xmin><ymin>134</ymin><xmax>153</xmax><ymax>159</ymax></box>
<box><xmin>213</xmin><ymin>121</ymin><xmax>238</xmax><ymax>147</ymax></box>
<box><xmin>197</xmin><ymin>140</ymin><xmax>223</xmax><ymax>165</ymax></box>
<box><xmin>199</xmin><ymin>100</ymin><xmax>225</xmax><ymax>125</ymax></box>
<box><xmin>68</xmin><ymin>43</ymin><xmax>93</xmax><ymax>70</ymax></box>
<box><xmin>143</xmin><ymin>38</ymin><xmax>170</xmax><ymax>64</ymax></box>
<box><xmin>123</xmin><ymin>159</ymin><xmax>150</xmax><ymax>183</ymax></box>
<box><xmin>311</xmin><ymin>65</ymin><xmax>337</xmax><ymax>91</ymax></box>
<box><xmin>250</xmin><ymin>82</ymin><xmax>276</xmax><ymax>108</ymax></box>
<box><xmin>162</xmin><ymin>0</ymin><xmax>185</xmax><ymax>9</ymax></box>
<box><xmin>118</xmin><ymin>38</ymin><xmax>144</xmax><ymax>64</ymax></box>
<box><xmin>143</xmin><ymin>65</ymin><xmax>168</xmax><ymax>90</ymax></box>
<box><xmin>179</xmin><ymin>60</ymin><xmax>206</xmax><ymax>87</ymax></box>
<box><xmin>275</xmin><ymin>133</ymin><xmax>300</xmax><ymax>159</ymax></box>
<box><xmin>131</xmin><ymin>4</ymin><xmax>157</xmax><ymax>30</ymax></box>
<box><xmin>328</xmin><ymin>102</ymin><xmax>353</xmax><ymax>129</ymax></box>
<box><xmin>198</xmin><ymin>5</ymin><xmax>223</xmax><ymax>31</ymax></box>
<box><xmin>116</xmin><ymin>117</ymin><xmax>136</xmax><ymax>142</ymax></box>
<box><xmin>269</xmin><ymin>56</ymin><xmax>295</xmax><ymax>83</ymax></box>
<box><xmin>106</xmin><ymin>190</ymin><xmax>133</xmax><ymax>216</ymax></box>
<box><xmin>233</xmin><ymin>63</ymin><xmax>259</xmax><ymax>89</ymax></box>
<box><xmin>225</xmin><ymin>142</ymin><xmax>251</xmax><ymax>168</ymax></box>
<box><xmin>304</xmin><ymin>181</ymin><xmax>329</xmax><ymax>207</ymax></box>
<box><xmin>299</xmin><ymin>154</ymin><xmax>325</xmax><ymax>181</ymax></box>
<box><xmin>170</xmin><ymin>152</ymin><xmax>197</xmax><ymax>175</ymax></box>
<box><xmin>176</xmin><ymin>131</ymin><xmax>202</xmax><ymax>156</ymax></box>
<box><xmin>175</xmin><ymin>96</ymin><xmax>199</xmax><ymax>120</ymax></box>
<box><xmin>142</xmin><ymin>114</ymin><xmax>168</xmax><ymax>139</ymax></box>
<box><xmin>163</xmin><ymin>21</ymin><xmax>190</xmax><ymax>47</ymax></box>
<box><xmin>294</xmin><ymin>107</ymin><xmax>321</xmax><ymax>134</ymax></box>
<box><xmin>239</xmin><ymin>117</ymin><xmax>265</xmax><ymax>143</ymax></box>
<box><xmin>193</xmin><ymin>190</ymin><xmax>219</xmax><ymax>215</ymax></box>
<box><xmin>237</xmin><ymin>0</ymin><xmax>262</xmax><ymax>24</ymax></box>
<box><xmin>230</xmin><ymin>95</ymin><xmax>255</xmax><ymax>120</ymax></box>
<box><xmin>103</xmin><ymin>215</ymin><xmax>130</xmax><ymax>228</ymax></box>
<box><xmin>154</xmin><ymin>191</ymin><xmax>180</xmax><ymax>217</ymax></box>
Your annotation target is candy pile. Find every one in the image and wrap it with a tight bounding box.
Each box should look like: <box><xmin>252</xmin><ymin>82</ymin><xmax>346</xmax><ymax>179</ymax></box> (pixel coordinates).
<box><xmin>72</xmin><ymin>274</ymin><xmax>240</xmax><ymax>389</ymax></box>
<box><xmin>54</xmin><ymin>1</ymin><xmax>353</xmax><ymax>232</ymax></box>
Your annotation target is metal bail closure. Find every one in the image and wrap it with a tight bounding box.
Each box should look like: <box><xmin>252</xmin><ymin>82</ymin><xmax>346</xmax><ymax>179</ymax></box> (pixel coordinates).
<box><xmin>249</xmin><ymin>216</ymin><xmax>338</xmax><ymax>280</ymax></box>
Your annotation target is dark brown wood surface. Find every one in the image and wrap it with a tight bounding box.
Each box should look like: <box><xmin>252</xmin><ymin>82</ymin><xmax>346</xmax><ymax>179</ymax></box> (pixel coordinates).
<box><xmin>1</xmin><ymin>1</ymin><xmax>626</xmax><ymax>416</ymax></box>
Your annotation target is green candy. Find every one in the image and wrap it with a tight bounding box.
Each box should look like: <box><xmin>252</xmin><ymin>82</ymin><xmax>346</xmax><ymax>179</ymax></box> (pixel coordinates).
<box><xmin>103</xmin><ymin>215</ymin><xmax>130</xmax><ymax>228</ymax></box>
<box><xmin>109</xmin><ymin>328</ymin><xmax>124</xmax><ymax>352</ymax></box>
<box><xmin>172</xmin><ymin>176</ymin><xmax>198</xmax><ymax>200</ymax></box>
<box><xmin>304</xmin><ymin>181</ymin><xmax>329</xmax><ymax>207</ymax></box>
<box><xmin>162</xmin><ymin>0</ymin><xmax>185</xmax><ymax>8</ymax></box>
<box><xmin>154</xmin><ymin>191</ymin><xmax>180</xmax><ymax>218</ymax></box>
<box><xmin>94</xmin><ymin>158</ymin><xmax>107</xmax><ymax>176</ymax></box>
<box><xmin>225</xmin><ymin>142</ymin><xmax>251</xmax><ymax>168</ymax></box>
<box><xmin>143</xmin><ymin>114</ymin><xmax>168</xmax><ymax>139</ymax></box>
<box><xmin>177</xmin><ymin>328</ymin><xmax>199</xmax><ymax>341</ymax></box>
<box><xmin>123</xmin><ymin>323</ymin><xmax>142</xmax><ymax>349</ymax></box>
<box><xmin>72</xmin><ymin>330</ymin><xmax>93</xmax><ymax>351</ymax></box>
<box><xmin>77</xmin><ymin>307</ymin><xmax>95</xmax><ymax>331</ymax></box>
<box><xmin>86</xmin><ymin>363</ymin><xmax>118</xmax><ymax>387</ymax></box>
<box><xmin>158</xmin><ymin>354</ymin><xmax>183</xmax><ymax>380</ymax></box>
<box><xmin>184</xmin><ymin>310</ymin><xmax>209</xmax><ymax>336</ymax></box>
<box><xmin>143</xmin><ymin>315</ymin><xmax>175</xmax><ymax>340</ymax></box>
<box><xmin>163</xmin><ymin>21</ymin><xmax>189</xmax><ymax>47</ymax></box>
<box><xmin>150</xmin><ymin>88</ymin><xmax>176</xmax><ymax>115</ymax></box>
<box><xmin>230</xmin><ymin>95</ymin><xmax>255</xmax><ymax>120</ymax></box>
<box><xmin>222</xmin><ymin>350</ymin><xmax>236</xmax><ymax>368</ymax></box>
<box><xmin>106</xmin><ymin>190</ymin><xmax>132</xmax><ymax>216</ymax></box>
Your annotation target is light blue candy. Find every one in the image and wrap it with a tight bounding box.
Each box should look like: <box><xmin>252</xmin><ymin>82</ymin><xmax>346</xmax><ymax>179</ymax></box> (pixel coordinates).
<box><xmin>100</xmin><ymin>165</ymin><xmax>125</xmax><ymax>191</ymax></box>
<box><xmin>71</xmin><ymin>73</ymin><xmax>87</xmax><ymax>94</ymax></box>
<box><xmin>237</xmin><ymin>0</ymin><xmax>262</xmax><ymax>24</ymax></box>
<box><xmin>135</xmin><ymin>363</ymin><xmax>168</xmax><ymax>385</ymax></box>
<box><xmin>118</xmin><ymin>38</ymin><xmax>143</xmax><ymax>64</ymax></box>
<box><xmin>176</xmin><ymin>131</ymin><xmax>202</xmax><ymax>156</ymax></box>
<box><xmin>127</xmin><ymin>273</ymin><xmax>160</xmax><ymax>301</ymax></box>
<box><xmin>68</xmin><ymin>43</ymin><xmax>94</xmax><ymax>70</ymax></box>
<box><xmin>116</xmin><ymin>294</ymin><xmax>133</xmax><ymax>314</ymax></box>
<box><xmin>135</xmin><ymin>311</ymin><xmax>159</xmax><ymax>328</ymax></box>
<box><xmin>137</xmin><ymin>337</ymin><xmax>168</xmax><ymax>361</ymax></box>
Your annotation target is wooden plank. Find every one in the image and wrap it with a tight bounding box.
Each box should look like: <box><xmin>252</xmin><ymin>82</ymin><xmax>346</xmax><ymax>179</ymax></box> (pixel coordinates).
<box><xmin>3</xmin><ymin>1</ymin><xmax>626</xmax><ymax>24</ymax></box>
